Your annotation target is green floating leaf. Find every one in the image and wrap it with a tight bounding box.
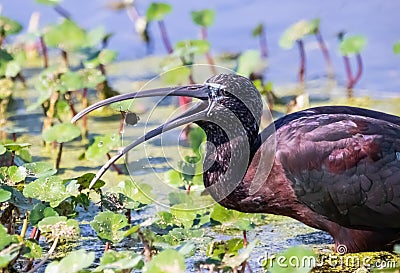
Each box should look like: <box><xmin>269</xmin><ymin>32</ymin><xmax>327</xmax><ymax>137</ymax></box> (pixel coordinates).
<box><xmin>0</xmin><ymin>16</ymin><xmax>23</xmax><ymax>37</ymax></box>
<box><xmin>5</xmin><ymin>61</ymin><xmax>21</xmax><ymax>78</ymax></box>
<box><xmin>206</xmin><ymin>238</ymin><xmax>244</xmax><ymax>260</ymax></box>
<box><xmin>191</xmin><ymin>9</ymin><xmax>215</xmax><ymax>27</ymax></box>
<box><xmin>188</xmin><ymin>126</ymin><xmax>206</xmax><ymax>155</ymax></box>
<box><xmin>94</xmin><ymin>250</ymin><xmax>143</xmax><ymax>272</ymax></box>
<box><xmin>171</xmin><ymin>203</ymin><xmax>199</xmax><ymax>229</ymax></box>
<box><xmin>267</xmin><ymin>247</ymin><xmax>316</xmax><ymax>273</ymax></box>
<box><xmin>85</xmin><ymin>133</ymin><xmax>119</xmax><ymax>161</ymax></box>
<box><xmin>174</xmin><ymin>39</ymin><xmax>210</xmax><ymax>57</ymax></box>
<box><xmin>0</xmin><ymin>224</ymin><xmax>19</xmax><ymax>250</ymax></box>
<box><xmin>79</xmin><ymin>68</ymin><xmax>106</xmax><ymax>88</ymax></box>
<box><xmin>90</xmin><ymin>211</ymin><xmax>128</xmax><ymax>243</ymax></box>
<box><xmin>222</xmin><ymin>240</ymin><xmax>258</xmax><ymax>268</ymax></box>
<box><xmin>23</xmin><ymin>162</ymin><xmax>57</xmax><ymax>178</ymax></box>
<box><xmin>0</xmin><ymin>243</ymin><xmax>22</xmax><ymax>269</ymax></box>
<box><xmin>279</xmin><ymin>19</ymin><xmax>316</xmax><ymax>49</ymax></box>
<box><xmin>38</xmin><ymin>216</ymin><xmax>80</xmax><ymax>240</ymax></box>
<box><xmin>73</xmin><ymin>173</ymin><xmax>105</xmax><ymax>190</ymax></box>
<box><xmin>36</xmin><ymin>0</ymin><xmax>62</xmax><ymax>6</ymax></box>
<box><xmin>59</xmin><ymin>71</ymin><xmax>84</xmax><ymax>92</ymax></box>
<box><xmin>0</xmin><ymin>166</ymin><xmax>27</xmax><ymax>184</ymax></box>
<box><xmin>161</xmin><ymin>66</ymin><xmax>191</xmax><ymax>85</ymax></box>
<box><xmin>85</xmin><ymin>26</ymin><xmax>110</xmax><ymax>48</ymax></box>
<box><xmin>0</xmin><ymin>145</ymin><xmax>6</xmax><ymax>155</ymax></box>
<box><xmin>23</xmin><ymin>176</ymin><xmax>79</xmax><ymax>207</ymax></box>
<box><xmin>42</xmin><ymin>123</ymin><xmax>81</xmax><ymax>143</ymax></box>
<box><xmin>0</xmin><ymin>188</ymin><xmax>11</xmax><ymax>203</ymax></box>
<box><xmin>45</xmin><ymin>249</ymin><xmax>94</xmax><ymax>273</ymax></box>
<box><xmin>252</xmin><ymin>23</ymin><xmax>264</xmax><ymax>37</ymax></box>
<box><xmin>23</xmin><ymin>239</ymin><xmax>43</xmax><ymax>259</ymax></box>
<box><xmin>3</xmin><ymin>143</ymin><xmax>31</xmax><ymax>152</ymax></box>
<box><xmin>394</xmin><ymin>41</ymin><xmax>400</xmax><ymax>54</ymax></box>
<box><xmin>116</xmin><ymin>180</ymin><xmax>153</xmax><ymax>207</ymax></box>
<box><xmin>210</xmin><ymin>204</ymin><xmax>261</xmax><ymax>231</ymax></box>
<box><xmin>44</xmin><ymin>19</ymin><xmax>87</xmax><ymax>52</ymax></box>
<box><xmin>144</xmin><ymin>249</ymin><xmax>186</xmax><ymax>273</ymax></box>
<box><xmin>146</xmin><ymin>2</ymin><xmax>172</xmax><ymax>21</ymax></box>
<box><xmin>339</xmin><ymin>35</ymin><xmax>367</xmax><ymax>56</ymax></box>
<box><xmin>30</xmin><ymin>203</ymin><xmax>59</xmax><ymax>226</ymax></box>
<box><xmin>236</xmin><ymin>49</ymin><xmax>267</xmax><ymax>77</ymax></box>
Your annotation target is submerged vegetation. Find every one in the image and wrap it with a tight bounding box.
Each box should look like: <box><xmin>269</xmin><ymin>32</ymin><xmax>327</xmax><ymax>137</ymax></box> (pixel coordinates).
<box><xmin>0</xmin><ymin>1</ymin><xmax>399</xmax><ymax>273</ymax></box>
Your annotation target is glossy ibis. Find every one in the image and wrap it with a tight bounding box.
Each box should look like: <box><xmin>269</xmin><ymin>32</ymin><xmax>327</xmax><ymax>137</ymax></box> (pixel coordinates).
<box><xmin>72</xmin><ymin>74</ymin><xmax>400</xmax><ymax>253</ymax></box>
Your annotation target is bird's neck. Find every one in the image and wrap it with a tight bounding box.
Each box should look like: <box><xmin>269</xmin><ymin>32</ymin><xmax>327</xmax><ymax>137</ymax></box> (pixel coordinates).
<box><xmin>196</xmin><ymin>116</ymin><xmax>260</xmax><ymax>204</ymax></box>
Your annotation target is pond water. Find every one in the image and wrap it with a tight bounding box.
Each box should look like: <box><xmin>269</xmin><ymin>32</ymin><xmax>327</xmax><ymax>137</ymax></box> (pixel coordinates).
<box><xmin>3</xmin><ymin>0</ymin><xmax>400</xmax><ymax>92</ymax></box>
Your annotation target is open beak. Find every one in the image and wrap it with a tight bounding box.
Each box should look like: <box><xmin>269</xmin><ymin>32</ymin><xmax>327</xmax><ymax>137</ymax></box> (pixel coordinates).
<box><xmin>72</xmin><ymin>84</ymin><xmax>211</xmax><ymax>189</ymax></box>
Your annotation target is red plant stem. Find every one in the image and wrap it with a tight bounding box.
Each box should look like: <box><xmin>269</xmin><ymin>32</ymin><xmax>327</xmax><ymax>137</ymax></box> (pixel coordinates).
<box><xmin>158</xmin><ymin>20</ymin><xmax>173</xmax><ymax>54</ymax></box>
<box><xmin>66</xmin><ymin>92</ymin><xmax>77</xmax><ymax>116</ymax></box>
<box><xmin>55</xmin><ymin>143</ymin><xmax>63</xmax><ymax>169</ymax></box>
<box><xmin>243</xmin><ymin>230</ymin><xmax>248</xmax><ymax>247</ymax></box>
<box><xmin>106</xmin><ymin>153</ymin><xmax>123</xmax><ymax>174</ymax></box>
<box><xmin>29</xmin><ymin>227</ymin><xmax>38</xmax><ymax>239</ymax></box>
<box><xmin>12</xmin><ymin>133</ymin><xmax>16</xmax><ymax>142</ymax></box>
<box><xmin>343</xmin><ymin>55</ymin><xmax>353</xmax><ymax>87</ymax></box>
<box><xmin>104</xmin><ymin>242</ymin><xmax>111</xmax><ymax>252</ymax></box>
<box><xmin>297</xmin><ymin>40</ymin><xmax>306</xmax><ymax>84</ymax></box>
<box><xmin>186</xmin><ymin>185</ymin><xmax>191</xmax><ymax>195</ymax></box>
<box><xmin>138</xmin><ymin>229</ymin><xmax>152</xmax><ymax>262</ymax></box>
<box><xmin>201</xmin><ymin>27</ymin><xmax>217</xmax><ymax>75</ymax></box>
<box><xmin>353</xmin><ymin>54</ymin><xmax>363</xmax><ymax>85</ymax></box>
<box><xmin>99</xmin><ymin>63</ymin><xmax>106</xmax><ymax>76</ymax></box>
<box><xmin>259</xmin><ymin>28</ymin><xmax>268</xmax><ymax>58</ymax></box>
<box><xmin>119</xmin><ymin>111</ymin><xmax>126</xmax><ymax>135</ymax></box>
<box><xmin>39</xmin><ymin>36</ymin><xmax>48</xmax><ymax>68</ymax></box>
<box><xmin>61</xmin><ymin>50</ymin><xmax>69</xmax><ymax>67</ymax></box>
<box><xmin>315</xmin><ymin>30</ymin><xmax>333</xmax><ymax>77</ymax></box>
<box><xmin>125</xmin><ymin>209</ymin><xmax>131</xmax><ymax>224</ymax></box>
<box><xmin>16</xmin><ymin>73</ymin><xmax>27</xmax><ymax>88</ymax></box>
<box><xmin>54</xmin><ymin>5</ymin><xmax>71</xmax><ymax>19</ymax></box>
<box><xmin>10</xmin><ymin>151</ymin><xmax>15</xmax><ymax>166</ymax></box>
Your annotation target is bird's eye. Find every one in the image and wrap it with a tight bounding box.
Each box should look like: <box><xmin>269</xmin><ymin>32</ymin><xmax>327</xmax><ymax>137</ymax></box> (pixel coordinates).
<box><xmin>220</xmin><ymin>88</ymin><xmax>229</xmax><ymax>96</ymax></box>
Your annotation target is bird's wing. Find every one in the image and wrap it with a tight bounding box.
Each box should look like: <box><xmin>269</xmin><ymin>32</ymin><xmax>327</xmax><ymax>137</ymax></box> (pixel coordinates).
<box><xmin>275</xmin><ymin>109</ymin><xmax>400</xmax><ymax>229</ymax></box>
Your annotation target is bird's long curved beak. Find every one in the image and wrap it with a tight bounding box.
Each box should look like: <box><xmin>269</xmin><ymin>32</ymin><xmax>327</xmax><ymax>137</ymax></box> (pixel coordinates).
<box><xmin>72</xmin><ymin>84</ymin><xmax>211</xmax><ymax>189</ymax></box>
<box><xmin>71</xmin><ymin>84</ymin><xmax>209</xmax><ymax>123</ymax></box>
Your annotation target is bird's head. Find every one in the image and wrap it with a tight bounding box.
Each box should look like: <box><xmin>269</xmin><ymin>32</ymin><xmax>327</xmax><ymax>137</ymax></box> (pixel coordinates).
<box><xmin>72</xmin><ymin>73</ymin><xmax>263</xmax><ymax>188</ymax></box>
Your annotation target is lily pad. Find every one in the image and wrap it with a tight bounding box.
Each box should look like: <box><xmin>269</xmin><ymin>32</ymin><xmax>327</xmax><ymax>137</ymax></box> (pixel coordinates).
<box><xmin>115</xmin><ymin>179</ymin><xmax>153</xmax><ymax>207</ymax></box>
<box><xmin>45</xmin><ymin>249</ymin><xmax>94</xmax><ymax>273</ymax></box>
<box><xmin>38</xmin><ymin>216</ymin><xmax>80</xmax><ymax>240</ymax></box>
<box><xmin>0</xmin><ymin>188</ymin><xmax>11</xmax><ymax>203</ymax></box>
<box><xmin>146</xmin><ymin>2</ymin><xmax>172</xmax><ymax>21</ymax></box>
<box><xmin>252</xmin><ymin>23</ymin><xmax>264</xmax><ymax>37</ymax></box>
<box><xmin>44</xmin><ymin>19</ymin><xmax>87</xmax><ymax>52</ymax></box>
<box><xmin>0</xmin><ymin>145</ymin><xmax>5</xmax><ymax>155</ymax></box>
<box><xmin>394</xmin><ymin>41</ymin><xmax>400</xmax><ymax>54</ymax></box>
<box><xmin>0</xmin><ymin>224</ymin><xmax>19</xmax><ymax>250</ymax></box>
<box><xmin>236</xmin><ymin>49</ymin><xmax>267</xmax><ymax>77</ymax></box>
<box><xmin>23</xmin><ymin>239</ymin><xmax>43</xmax><ymax>259</ymax></box>
<box><xmin>42</xmin><ymin>123</ymin><xmax>81</xmax><ymax>143</ymax></box>
<box><xmin>0</xmin><ymin>166</ymin><xmax>27</xmax><ymax>184</ymax></box>
<box><xmin>210</xmin><ymin>204</ymin><xmax>261</xmax><ymax>231</ymax></box>
<box><xmin>23</xmin><ymin>162</ymin><xmax>57</xmax><ymax>178</ymax></box>
<box><xmin>0</xmin><ymin>16</ymin><xmax>23</xmax><ymax>37</ymax></box>
<box><xmin>85</xmin><ymin>133</ymin><xmax>120</xmax><ymax>161</ymax></box>
<box><xmin>174</xmin><ymin>40</ymin><xmax>210</xmax><ymax>57</ymax></box>
<box><xmin>144</xmin><ymin>249</ymin><xmax>186</xmax><ymax>273</ymax></box>
<box><xmin>222</xmin><ymin>240</ymin><xmax>258</xmax><ymax>268</ymax></box>
<box><xmin>206</xmin><ymin>238</ymin><xmax>244</xmax><ymax>260</ymax></box>
<box><xmin>279</xmin><ymin>19</ymin><xmax>317</xmax><ymax>49</ymax></box>
<box><xmin>23</xmin><ymin>176</ymin><xmax>80</xmax><ymax>207</ymax></box>
<box><xmin>94</xmin><ymin>250</ymin><xmax>143</xmax><ymax>272</ymax></box>
<box><xmin>59</xmin><ymin>71</ymin><xmax>84</xmax><ymax>92</ymax></box>
<box><xmin>191</xmin><ymin>9</ymin><xmax>215</xmax><ymax>27</ymax></box>
<box><xmin>161</xmin><ymin>65</ymin><xmax>191</xmax><ymax>85</ymax></box>
<box><xmin>29</xmin><ymin>203</ymin><xmax>59</xmax><ymax>226</ymax></box>
<box><xmin>36</xmin><ymin>0</ymin><xmax>62</xmax><ymax>6</ymax></box>
<box><xmin>339</xmin><ymin>35</ymin><xmax>367</xmax><ymax>56</ymax></box>
<box><xmin>90</xmin><ymin>210</ymin><xmax>128</xmax><ymax>243</ymax></box>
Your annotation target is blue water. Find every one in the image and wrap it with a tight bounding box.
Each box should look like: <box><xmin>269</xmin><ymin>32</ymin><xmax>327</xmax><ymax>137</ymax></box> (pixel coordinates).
<box><xmin>3</xmin><ymin>0</ymin><xmax>400</xmax><ymax>93</ymax></box>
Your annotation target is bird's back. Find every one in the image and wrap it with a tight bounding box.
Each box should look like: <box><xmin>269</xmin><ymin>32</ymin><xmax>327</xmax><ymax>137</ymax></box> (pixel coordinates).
<box><xmin>271</xmin><ymin>106</ymin><xmax>400</xmax><ymax>230</ymax></box>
